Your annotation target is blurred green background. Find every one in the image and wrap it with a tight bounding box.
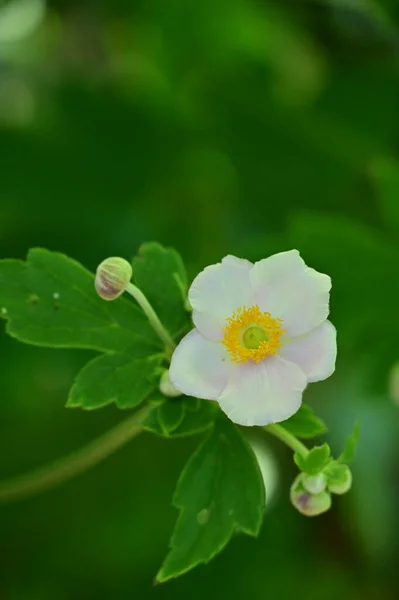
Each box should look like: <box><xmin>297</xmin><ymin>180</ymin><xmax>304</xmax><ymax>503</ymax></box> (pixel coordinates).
<box><xmin>1</xmin><ymin>0</ymin><xmax>399</xmax><ymax>597</ymax></box>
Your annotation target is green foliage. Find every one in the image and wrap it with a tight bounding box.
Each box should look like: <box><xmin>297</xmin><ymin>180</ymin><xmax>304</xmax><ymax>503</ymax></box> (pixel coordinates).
<box><xmin>295</xmin><ymin>444</ymin><xmax>331</xmax><ymax>475</ymax></box>
<box><xmin>324</xmin><ymin>462</ymin><xmax>353</xmax><ymax>495</ymax></box>
<box><xmin>133</xmin><ymin>242</ymin><xmax>190</xmax><ymax>336</ymax></box>
<box><xmin>67</xmin><ymin>352</ymin><xmax>163</xmax><ymax>410</ymax></box>
<box><xmin>157</xmin><ymin>416</ymin><xmax>265</xmax><ymax>582</ymax></box>
<box><xmin>0</xmin><ymin>242</ymin><xmax>273</xmax><ymax>582</ymax></box>
<box><xmin>293</xmin><ymin>424</ymin><xmax>358</xmax><ymax>502</ymax></box>
<box><xmin>0</xmin><ymin>248</ymin><xmax>160</xmax><ymax>353</ymax></box>
<box><xmin>282</xmin><ymin>403</ymin><xmax>328</xmax><ymax>439</ymax></box>
<box><xmin>338</xmin><ymin>422</ymin><xmax>360</xmax><ymax>464</ymax></box>
<box><xmin>2</xmin><ymin>0</ymin><xmax>399</xmax><ymax>593</ymax></box>
<box><xmin>0</xmin><ymin>246</ymin><xmax>191</xmax><ymax>413</ymax></box>
<box><xmin>324</xmin><ymin>462</ymin><xmax>350</xmax><ymax>485</ymax></box>
<box><xmin>143</xmin><ymin>396</ymin><xmax>217</xmax><ymax>437</ymax></box>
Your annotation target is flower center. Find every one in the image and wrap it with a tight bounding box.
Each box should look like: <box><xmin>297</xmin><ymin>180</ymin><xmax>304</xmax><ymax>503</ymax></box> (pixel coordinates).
<box><xmin>222</xmin><ymin>305</ymin><xmax>285</xmax><ymax>364</ymax></box>
<box><xmin>242</xmin><ymin>326</ymin><xmax>269</xmax><ymax>349</ymax></box>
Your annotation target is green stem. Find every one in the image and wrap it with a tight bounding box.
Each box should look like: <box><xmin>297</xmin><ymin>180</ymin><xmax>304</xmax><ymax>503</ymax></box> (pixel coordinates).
<box><xmin>265</xmin><ymin>423</ymin><xmax>309</xmax><ymax>457</ymax></box>
<box><xmin>0</xmin><ymin>405</ymin><xmax>150</xmax><ymax>504</ymax></box>
<box><xmin>126</xmin><ymin>282</ymin><xmax>176</xmax><ymax>356</ymax></box>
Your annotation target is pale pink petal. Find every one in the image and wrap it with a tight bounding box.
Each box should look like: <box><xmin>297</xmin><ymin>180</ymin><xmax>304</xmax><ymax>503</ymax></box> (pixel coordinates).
<box><xmin>191</xmin><ymin>311</ymin><xmax>223</xmax><ymax>342</ymax></box>
<box><xmin>217</xmin><ymin>356</ymin><xmax>307</xmax><ymax>426</ymax></box>
<box><xmin>169</xmin><ymin>329</ymin><xmax>232</xmax><ymax>400</ymax></box>
<box><xmin>250</xmin><ymin>250</ymin><xmax>331</xmax><ymax>337</ymax></box>
<box><xmin>280</xmin><ymin>321</ymin><xmax>337</xmax><ymax>383</ymax></box>
<box><xmin>189</xmin><ymin>256</ymin><xmax>253</xmax><ymax>340</ymax></box>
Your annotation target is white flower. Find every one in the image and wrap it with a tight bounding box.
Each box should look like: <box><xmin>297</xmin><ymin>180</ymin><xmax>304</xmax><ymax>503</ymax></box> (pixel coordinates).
<box><xmin>169</xmin><ymin>251</ymin><xmax>336</xmax><ymax>427</ymax></box>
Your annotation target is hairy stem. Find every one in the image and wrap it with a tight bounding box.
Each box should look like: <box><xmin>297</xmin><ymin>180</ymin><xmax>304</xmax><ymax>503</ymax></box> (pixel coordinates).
<box><xmin>265</xmin><ymin>423</ymin><xmax>309</xmax><ymax>456</ymax></box>
<box><xmin>126</xmin><ymin>282</ymin><xmax>176</xmax><ymax>356</ymax></box>
<box><xmin>0</xmin><ymin>405</ymin><xmax>150</xmax><ymax>504</ymax></box>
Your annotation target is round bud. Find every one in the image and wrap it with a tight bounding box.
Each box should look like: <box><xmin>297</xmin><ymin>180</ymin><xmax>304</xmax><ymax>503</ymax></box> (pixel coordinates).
<box><xmin>95</xmin><ymin>257</ymin><xmax>132</xmax><ymax>301</ymax></box>
<box><xmin>327</xmin><ymin>465</ymin><xmax>352</xmax><ymax>495</ymax></box>
<box><xmin>290</xmin><ymin>475</ymin><xmax>332</xmax><ymax>517</ymax></box>
<box><xmin>160</xmin><ymin>370</ymin><xmax>182</xmax><ymax>398</ymax></box>
<box><xmin>302</xmin><ymin>472</ymin><xmax>327</xmax><ymax>495</ymax></box>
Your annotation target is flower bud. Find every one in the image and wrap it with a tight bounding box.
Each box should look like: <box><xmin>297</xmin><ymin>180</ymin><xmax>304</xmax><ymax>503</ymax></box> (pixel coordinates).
<box><xmin>95</xmin><ymin>257</ymin><xmax>132</xmax><ymax>301</ymax></box>
<box><xmin>302</xmin><ymin>472</ymin><xmax>327</xmax><ymax>495</ymax></box>
<box><xmin>327</xmin><ymin>465</ymin><xmax>352</xmax><ymax>495</ymax></box>
<box><xmin>290</xmin><ymin>474</ymin><xmax>332</xmax><ymax>517</ymax></box>
<box><xmin>159</xmin><ymin>370</ymin><xmax>182</xmax><ymax>398</ymax></box>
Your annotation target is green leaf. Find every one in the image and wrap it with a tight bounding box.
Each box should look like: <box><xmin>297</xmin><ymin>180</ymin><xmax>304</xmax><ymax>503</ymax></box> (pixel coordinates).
<box><xmin>294</xmin><ymin>453</ymin><xmax>307</xmax><ymax>472</ymax></box>
<box><xmin>0</xmin><ymin>248</ymin><xmax>174</xmax><ymax>413</ymax></box>
<box><xmin>338</xmin><ymin>421</ymin><xmax>360</xmax><ymax>464</ymax></box>
<box><xmin>294</xmin><ymin>443</ymin><xmax>331</xmax><ymax>475</ymax></box>
<box><xmin>157</xmin><ymin>417</ymin><xmax>265</xmax><ymax>582</ymax></box>
<box><xmin>171</xmin><ymin>403</ymin><xmax>217</xmax><ymax>437</ymax></box>
<box><xmin>67</xmin><ymin>352</ymin><xmax>163</xmax><ymax>410</ymax></box>
<box><xmin>133</xmin><ymin>242</ymin><xmax>189</xmax><ymax>336</ymax></box>
<box><xmin>281</xmin><ymin>403</ymin><xmax>328</xmax><ymax>439</ymax></box>
<box><xmin>0</xmin><ymin>249</ymin><xmax>160</xmax><ymax>353</ymax></box>
<box><xmin>143</xmin><ymin>397</ymin><xmax>216</xmax><ymax>438</ymax></box>
<box><xmin>324</xmin><ymin>462</ymin><xmax>350</xmax><ymax>485</ymax></box>
<box><xmin>158</xmin><ymin>398</ymin><xmax>186</xmax><ymax>434</ymax></box>
<box><xmin>371</xmin><ymin>158</ymin><xmax>399</xmax><ymax>236</ymax></box>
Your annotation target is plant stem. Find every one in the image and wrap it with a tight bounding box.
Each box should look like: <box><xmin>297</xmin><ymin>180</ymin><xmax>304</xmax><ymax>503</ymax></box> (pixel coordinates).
<box><xmin>126</xmin><ymin>282</ymin><xmax>176</xmax><ymax>356</ymax></box>
<box><xmin>0</xmin><ymin>405</ymin><xmax>150</xmax><ymax>504</ymax></box>
<box><xmin>265</xmin><ymin>423</ymin><xmax>309</xmax><ymax>457</ymax></box>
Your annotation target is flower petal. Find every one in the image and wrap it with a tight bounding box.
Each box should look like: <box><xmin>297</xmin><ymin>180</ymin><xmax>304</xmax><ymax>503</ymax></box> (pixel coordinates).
<box><xmin>250</xmin><ymin>250</ymin><xmax>331</xmax><ymax>337</ymax></box>
<box><xmin>169</xmin><ymin>329</ymin><xmax>232</xmax><ymax>400</ymax></box>
<box><xmin>280</xmin><ymin>321</ymin><xmax>337</xmax><ymax>383</ymax></box>
<box><xmin>191</xmin><ymin>311</ymin><xmax>222</xmax><ymax>341</ymax></box>
<box><xmin>217</xmin><ymin>356</ymin><xmax>307</xmax><ymax>426</ymax></box>
<box><xmin>189</xmin><ymin>256</ymin><xmax>253</xmax><ymax>340</ymax></box>
<box><xmin>221</xmin><ymin>255</ymin><xmax>253</xmax><ymax>270</ymax></box>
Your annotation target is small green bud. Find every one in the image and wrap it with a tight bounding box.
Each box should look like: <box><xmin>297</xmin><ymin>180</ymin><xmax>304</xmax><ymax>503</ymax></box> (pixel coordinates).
<box><xmin>95</xmin><ymin>257</ymin><xmax>132</xmax><ymax>301</ymax></box>
<box><xmin>302</xmin><ymin>472</ymin><xmax>327</xmax><ymax>495</ymax></box>
<box><xmin>159</xmin><ymin>370</ymin><xmax>182</xmax><ymax>398</ymax></box>
<box><xmin>327</xmin><ymin>464</ymin><xmax>352</xmax><ymax>495</ymax></box>
<box><xmin>290</xmin><ymin>474</ymin><xmax>332</xmax><ymax>517</ymax></box>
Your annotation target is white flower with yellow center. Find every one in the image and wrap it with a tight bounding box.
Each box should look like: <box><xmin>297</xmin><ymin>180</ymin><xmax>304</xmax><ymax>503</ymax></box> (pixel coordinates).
<box><xmin>169</xmin><ymin>251</ymin><xmax>336</xmax><ymax>427</ymax></box>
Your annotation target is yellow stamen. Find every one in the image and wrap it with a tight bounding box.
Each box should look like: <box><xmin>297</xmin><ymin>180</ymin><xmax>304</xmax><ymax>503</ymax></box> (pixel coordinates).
<box><xmin>222</xmin><ymin>305</ymin><xmax>285</xmax><ymax>363</ymax></box>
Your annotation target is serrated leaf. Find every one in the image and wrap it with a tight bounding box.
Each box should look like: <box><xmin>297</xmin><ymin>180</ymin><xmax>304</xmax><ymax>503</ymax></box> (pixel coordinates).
<box><xmin>281</xmin><ymin>404</ymin><xmax>328</xmax><ymax>439</ymax></box>
<box><xmin>133</xmin><ymin>242</ymin><xmax>189</xmax><ymax>336</ymax></box>
<box><xmin>0</xmin><ymin>249</ymin><xmax>160</xmax><ymax>353</ymax></box>
<box><xmin>294</xmin><ymin>443</ymin><xmax>331</xmax><ymax>475</ymax></box>
<box><xmin>67</xmin><ymin>352</ymin><xmax>163</xmax><ymax>410</ymax></box>
<box><xmin>338</xmin><ymin>422</ymin><xmax>360</xmax><ymax>464</ymax></box>
<box><xmin>143</xmin><ymin>397</ymin><xmax>216</xmax><ymax>438</ymax></box>
<box><xmin>157</xmin><ymin>417</ymin><xmax>265</xmax><ymax>582</ymax></box>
